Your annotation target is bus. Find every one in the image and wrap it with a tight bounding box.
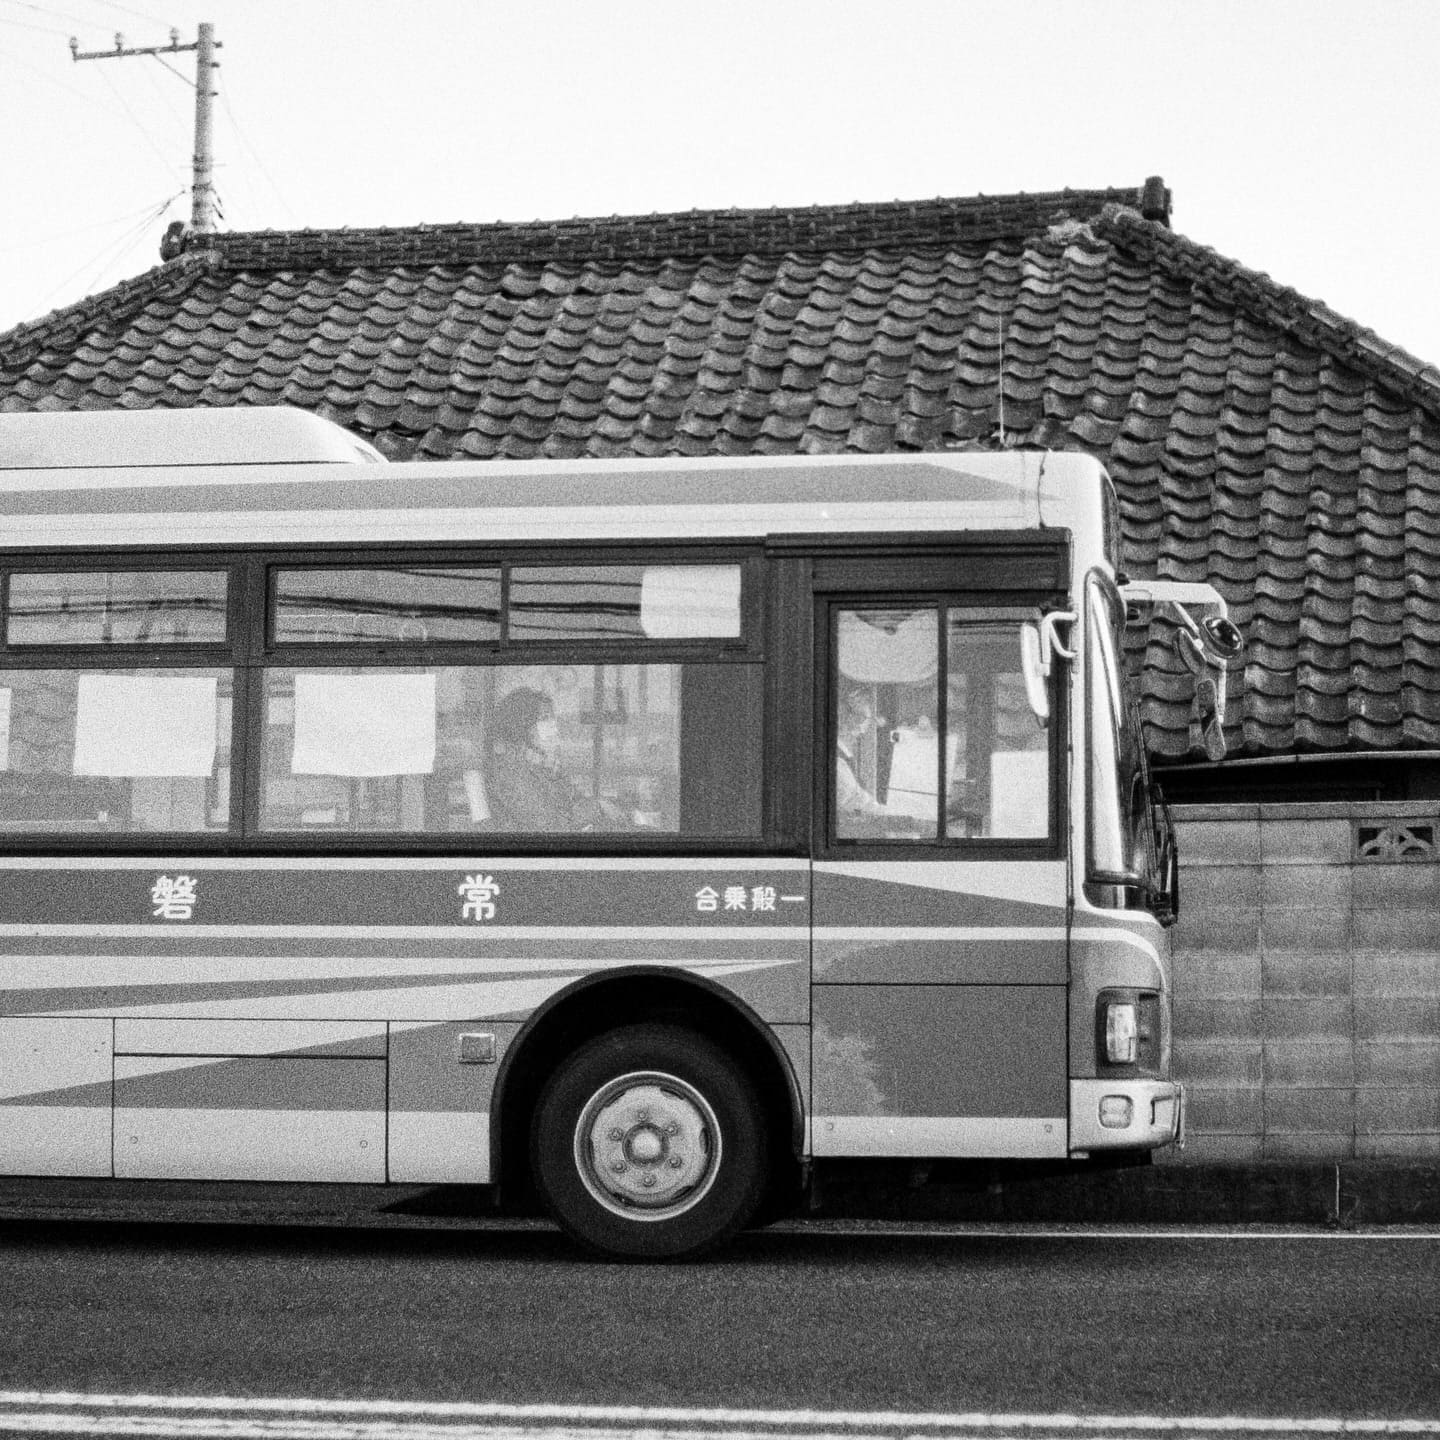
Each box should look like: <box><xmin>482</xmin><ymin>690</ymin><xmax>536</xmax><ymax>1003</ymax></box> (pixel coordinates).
<box><xmin>0</xmin><ymin>406</ymin><xmax>1236</xmax><ymax>1259</ymax></box>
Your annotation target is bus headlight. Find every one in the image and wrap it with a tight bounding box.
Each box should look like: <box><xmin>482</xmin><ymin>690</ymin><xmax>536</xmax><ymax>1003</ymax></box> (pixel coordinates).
<box><xmin>1104</xmin><ymin>1000</ymin><xmax>1138</xmax><ymax>1064</ymax></box>
<box><xmin>1096</xmin><ymin>990</ymin><xmax>1162</xmax><ymax>1072</ymax></box>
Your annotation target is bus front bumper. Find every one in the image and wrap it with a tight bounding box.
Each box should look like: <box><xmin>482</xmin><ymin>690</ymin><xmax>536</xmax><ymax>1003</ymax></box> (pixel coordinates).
<box><xmin>1070</xmin><ymin>1079</ymin><xmax>1185</xmax><ymax>1152</ymax></box>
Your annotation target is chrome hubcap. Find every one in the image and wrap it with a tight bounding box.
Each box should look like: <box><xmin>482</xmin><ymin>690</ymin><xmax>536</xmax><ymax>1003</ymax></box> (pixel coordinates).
<box><xmin>575</xmin><ymin>1071</ymin><xmax>720</xmax><ymax>1221</ymax></box>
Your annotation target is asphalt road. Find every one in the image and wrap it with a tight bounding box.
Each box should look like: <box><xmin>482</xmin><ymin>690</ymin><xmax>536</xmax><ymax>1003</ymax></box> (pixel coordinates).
<box><xmin>0</xmin><ymin>1216</ymin><xmax>1437</xmax><ymax>1425</ymax></box>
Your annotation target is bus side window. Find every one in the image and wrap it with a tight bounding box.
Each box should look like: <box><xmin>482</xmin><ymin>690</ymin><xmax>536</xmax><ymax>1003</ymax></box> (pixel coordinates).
<box><xmin>833</xmin><ymin>607</ymin><xmax>940</xmax><ymax>841</ymax></box>
<box><xmin>0</xmin><ymin>667</ymin><xmax>233</xmax><ymax>834</ymax></box>
<box><xmin>945</xmin><ymin>617</ymin><xmax>1050</xmax><ymax>840</ymax></box>
<box><xmin>256</xmin><ymin>661</ymin><xmax>761</xmax><ymax>840</ymax></box>
<box><xmin>830</xmin><ymin>606</ymin><xmax>1052</xmax><ymax>847</ymax></box>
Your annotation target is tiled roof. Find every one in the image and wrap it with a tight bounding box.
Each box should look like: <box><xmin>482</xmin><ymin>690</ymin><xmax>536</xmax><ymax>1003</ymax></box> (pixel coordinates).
<box><xmin>3</xmin><ymin>177</ymin><xmax>1440</xmax><ymax>764</ymax></box>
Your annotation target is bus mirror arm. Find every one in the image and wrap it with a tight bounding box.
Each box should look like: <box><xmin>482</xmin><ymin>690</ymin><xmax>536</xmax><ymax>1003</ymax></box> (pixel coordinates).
<box><xmin>1167</xmin><ymin>604</ymin><xmax>1234</xmax><ymax>759</ymax></box>
<box><xmin>1041</xmin><ymin>610</ymin><xmax>1077</xmax><ymax>663</ymax></box>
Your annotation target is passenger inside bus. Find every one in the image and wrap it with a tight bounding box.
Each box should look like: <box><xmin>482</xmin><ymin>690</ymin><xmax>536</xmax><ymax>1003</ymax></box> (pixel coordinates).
<box><xmin>482</xmin><ymin>686</ymin><xmax>633</xmax><ymax>833</ymax></box>
<box><xmin>835</xmin><ymin>687</ymin><xmax>889</xmax><ymax>832</ymax></box>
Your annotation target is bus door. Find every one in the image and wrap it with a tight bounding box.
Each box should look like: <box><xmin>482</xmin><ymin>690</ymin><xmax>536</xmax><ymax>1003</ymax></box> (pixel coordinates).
<box><xmin>809</xmin><ymin>557</ymin><xmax>1070</xmax><ymax>1159</ymax></box>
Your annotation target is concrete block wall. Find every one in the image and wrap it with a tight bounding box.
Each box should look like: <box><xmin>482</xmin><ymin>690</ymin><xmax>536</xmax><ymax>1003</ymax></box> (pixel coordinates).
<box><xmin>1163</xmin><ymin>802</ymin><xmax>1440</xmax><ymax>1163</ymax></box>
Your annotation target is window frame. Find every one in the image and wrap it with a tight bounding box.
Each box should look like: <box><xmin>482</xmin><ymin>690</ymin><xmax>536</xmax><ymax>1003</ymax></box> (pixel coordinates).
<box><xmin>263</xmin><ymin>547</ymin><xmax>761</xmax><ymax>660</ymax></box>
<box><xmin>0</xmin><ymin>553</ymin><xmax>251</xmax><ymax>847</ymax></box>
<box><xmin>819</xmin><ymin>595</ymin><xmax>1063</xmax><ymax>858</ymax></box>
<box><xmin>810</xmin><ymin>536</ymin><xmax>1069</xmax><ymax>862</ymax></box>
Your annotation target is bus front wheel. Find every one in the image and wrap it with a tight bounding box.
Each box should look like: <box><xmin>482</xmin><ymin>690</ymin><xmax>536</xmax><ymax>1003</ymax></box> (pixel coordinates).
<box><xmin>531</xmin><ymin>1024</ymin><xmax>767</xmax><ymax>1260</ymax></box>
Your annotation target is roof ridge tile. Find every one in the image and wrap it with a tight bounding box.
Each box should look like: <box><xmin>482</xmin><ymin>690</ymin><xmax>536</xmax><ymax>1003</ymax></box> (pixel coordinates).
<box><xmin>137</xmin><ymin>188</ymin><xmax>1156</xmax><ymax>279</ymax></box>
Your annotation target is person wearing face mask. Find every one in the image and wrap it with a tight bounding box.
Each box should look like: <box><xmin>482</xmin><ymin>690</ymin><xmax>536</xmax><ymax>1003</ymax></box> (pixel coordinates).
<box><xmin>483</xmin><ymin>686</ymin><xmax>630</xmax><ymax>833</ymax></box>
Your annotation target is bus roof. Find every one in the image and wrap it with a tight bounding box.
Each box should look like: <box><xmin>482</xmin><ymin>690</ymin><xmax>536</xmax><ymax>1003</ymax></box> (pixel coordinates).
<box><xmin>0</xmin><ymin>416</ymin><xmax>1110</xmax><ymax>558</ymax></box>
<box><xmin>0</xmin><ymin>406</ymin><xmax>386</xmax><ymax>469</ymax></box>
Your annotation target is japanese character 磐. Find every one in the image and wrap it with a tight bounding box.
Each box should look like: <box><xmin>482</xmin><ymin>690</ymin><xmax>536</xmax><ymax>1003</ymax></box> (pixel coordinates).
<box><xmin>151</xmin><ymin>873</ymin><xmax>197</xmax><ymax>921</ymax></box>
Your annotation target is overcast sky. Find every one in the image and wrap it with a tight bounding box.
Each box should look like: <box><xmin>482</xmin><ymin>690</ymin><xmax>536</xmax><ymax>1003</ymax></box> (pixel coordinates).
<box><xmin>3</xmin><ymin>0</ymin><xmax>1438</xmax><ymax>370</ymax></box>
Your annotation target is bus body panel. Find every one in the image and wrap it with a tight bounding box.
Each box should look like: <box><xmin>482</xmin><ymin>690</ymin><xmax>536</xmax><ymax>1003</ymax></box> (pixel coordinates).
<box><xmin>1068</xmin><ymin>911</ymin><xmax>1168</xmax><ymax>1080</ymax></box>
<box><xmin>0</xmin><ymin>1016</ymin><xmax>112</xmax><ymax>1175</ymax></box>
<box><xmin>811</xmin><ymin>860</ymin><xmax>1069</xmax><ymax>1159</ymax></box>
<box><xmin>0</xmin><ymin>857</ymin><xmax>810</xmax><ymax>1183</ymax></box>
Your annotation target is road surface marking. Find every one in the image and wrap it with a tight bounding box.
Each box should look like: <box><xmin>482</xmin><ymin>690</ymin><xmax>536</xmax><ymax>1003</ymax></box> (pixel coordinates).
<box><xmin>767</xmin><ymin>1223</ymin><xmax>1440</xmax><ymax>1241</ymax></box>
<box><xmin>0</xmin><ymin>1394</ymin><xmax>1436</xmax><ymax>1440</ymax></box>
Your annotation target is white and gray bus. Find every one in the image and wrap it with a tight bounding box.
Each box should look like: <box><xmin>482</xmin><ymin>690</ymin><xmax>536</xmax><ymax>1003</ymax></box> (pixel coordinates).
<box><xmin>0</xmin><ymin>406</ymin><xmax>1235</xmax><ymax>1258</ymax></box>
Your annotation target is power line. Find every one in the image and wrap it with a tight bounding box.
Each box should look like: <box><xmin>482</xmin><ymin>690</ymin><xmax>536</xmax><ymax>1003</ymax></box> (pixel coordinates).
<box><xmin>0</xmin><ymin>0</ymin><xmax>92</xmax><ymax>28</ymax></box>
<box><xmin>0</xmin><ymin>13</ymin><xmax>71</xmax><ymax>37</ymax></box>
<box><xmin>83</xmin><ymin>0</ymin><xmax>174</xmax><ymax>25</ymax></box>
<box><xmin>0</xmin><ymin>42</ymin><xmax>112</xmax><ymax>111</ymax></box>
<box><xmin>139</xmin><ymin>49</ymin><xmax>189</xmax><ymax>127</ymax></box>
<box><xmin>148</xmin><ymin>51</ymin><xmax>190</xmax><ymax>85</ymax></box>
<box><xmin>72</xmin><ymin>200</ymin><xmax>178</xmax><ymax>302</ymax></box>
<box><xmin>96</xmin><ymin>61</ymin><xmax>184</xmax><ymax>180</ymax></box>
<box><xmin>220</xmin><ymin>87</ymin><xmax>298</xmax><ymax>225</ymax></box>
<box><xmin>0</xmin><ymin>192</ymin><xmax>185</xmax><ymax>254</ymax></box>
<box><xmin>36</xmin><ymin>190</ymin><xmax>182</xmax><ymax>314</ymax></box>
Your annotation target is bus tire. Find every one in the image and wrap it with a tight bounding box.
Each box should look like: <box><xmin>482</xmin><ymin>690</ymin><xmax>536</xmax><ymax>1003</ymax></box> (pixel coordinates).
<box><xmin>531</xmin><ymin>1023</ymin><xmax>767</xmax><ymax>1260</ymax></box>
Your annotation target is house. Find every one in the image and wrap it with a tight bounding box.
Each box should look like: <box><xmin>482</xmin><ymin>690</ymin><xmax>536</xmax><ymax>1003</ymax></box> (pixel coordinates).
<box><xmin>2</xmin><ymin>177</ymin><xmax>1437</xmax><ymax>1164</ymax></box>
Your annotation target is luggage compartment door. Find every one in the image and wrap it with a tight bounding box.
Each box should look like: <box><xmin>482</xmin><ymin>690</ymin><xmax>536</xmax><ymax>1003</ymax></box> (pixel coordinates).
<box><xmin>113</xmin><ymin>1019</ymin><xmax>386</xmax><ymax>1181</ymax></box>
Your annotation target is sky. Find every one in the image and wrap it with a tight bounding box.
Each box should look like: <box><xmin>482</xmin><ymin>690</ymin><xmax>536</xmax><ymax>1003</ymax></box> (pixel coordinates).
<box><xmin>3</xmin><ymin>0</ymin><xmax>1439</xmax><ymax>366</ymax></box>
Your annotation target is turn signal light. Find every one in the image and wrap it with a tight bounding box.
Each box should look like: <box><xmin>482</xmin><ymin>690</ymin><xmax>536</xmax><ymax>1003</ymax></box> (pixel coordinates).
<box><xmin>1099</xmin><ymin>1096</ymin><xmax>1134</xmax><ymax>1129</ymax></box>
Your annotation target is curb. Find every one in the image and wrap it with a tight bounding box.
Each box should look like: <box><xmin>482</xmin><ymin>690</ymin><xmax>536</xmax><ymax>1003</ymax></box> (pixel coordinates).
<box><xmin>804</xmin><ymin>1160</ymin><xmax>1440</xmax><ymax>1227</ymax></box>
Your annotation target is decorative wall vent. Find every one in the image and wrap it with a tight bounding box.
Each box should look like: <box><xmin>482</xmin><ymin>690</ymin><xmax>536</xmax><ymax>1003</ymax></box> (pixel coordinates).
<box><xmin>1355</xmin><ymin>822</ymin><xmax>1437</xmax><ymax>862</ymax></box>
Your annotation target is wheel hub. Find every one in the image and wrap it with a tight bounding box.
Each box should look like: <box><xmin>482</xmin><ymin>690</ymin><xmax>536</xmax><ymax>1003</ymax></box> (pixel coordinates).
<box><xmin>576</xmin><ymin>1073</ymin><xmax>721</xmax><ymax>1219</ymax></box>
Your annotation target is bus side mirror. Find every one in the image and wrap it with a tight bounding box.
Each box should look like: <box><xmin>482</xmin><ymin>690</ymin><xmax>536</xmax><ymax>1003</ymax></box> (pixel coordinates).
<box><xmin>1173</xmin><ymin>626</ymin><xmax>1231</xmax><ymax>760</ymax></box>
<box><xmin>1021</xmin><ymin>624</ymin><xmax>1049</xmax><ymax>725</ymax></box>
<box><xmin>1201</xmin><ymin>614</ymin><xmax>1243</xmax><ymax>661</ymax></box>
<box><xmin>1020</xmin><ymin>611</ymin><xmax>1076</xmax><ymax>726</ymax></box>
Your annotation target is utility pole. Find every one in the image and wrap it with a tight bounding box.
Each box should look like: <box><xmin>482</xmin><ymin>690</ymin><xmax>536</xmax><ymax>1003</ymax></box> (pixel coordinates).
<box><xmin>70</xmin><ymin>23</ymin><xmax>222</xmax><ymax>235</ymax></box>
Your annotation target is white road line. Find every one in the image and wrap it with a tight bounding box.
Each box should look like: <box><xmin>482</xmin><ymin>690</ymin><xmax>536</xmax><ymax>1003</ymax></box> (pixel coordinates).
<box><xmin>767</xmin><ymin>1223</ymin><xmax>1440</xmax><ymax>1241</ymax></box>
<box><xmin>0</xmin><ymin>1395</ymin><xmax>1435</xmax><ymax>1440</ymax></box>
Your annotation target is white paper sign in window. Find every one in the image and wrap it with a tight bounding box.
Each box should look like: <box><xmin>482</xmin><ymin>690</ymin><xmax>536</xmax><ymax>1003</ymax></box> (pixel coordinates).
<box><xmin>640</xmin><ymin>566</ymin><xmax>741</xmax><ymax>639</ymax></box>
<box><xmin>990</xmin><ymin>750</ymin><xmax>1050</xmax><ymax>838</ymax></box>
<box><xmin>291</xmin><ymin>673</ymin><xmax>437</xmax><ymax>777</ymax></box>
<box><xmin>0</xmin><ymin>687</ymin><xmax>10</xmax><ymax>772</ymax></box>
<box><xmin>73</xmin><ymin>674</ymin><xmax>219</xmax><ymax>777</ymax></box>
<box><xmin>838</xmin><ymin>609</ymin><xmax>938</xmax><ymax>684</ymax></box>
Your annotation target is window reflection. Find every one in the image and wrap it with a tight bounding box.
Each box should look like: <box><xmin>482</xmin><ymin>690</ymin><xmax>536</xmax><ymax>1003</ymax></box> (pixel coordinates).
<box><xmin>509</xmin><ymin>565</ymin><xmax>742</xmax><ymax>641</ymax></box>
<box><xmin>8</xmin><ymin>571</ymin><xmax>227</xmax><ymax>646</ymax></box>
<box><xmin>273</xmin><ymin>568</ymin><xmax>500</xmax><ymax>643</ymax></box>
